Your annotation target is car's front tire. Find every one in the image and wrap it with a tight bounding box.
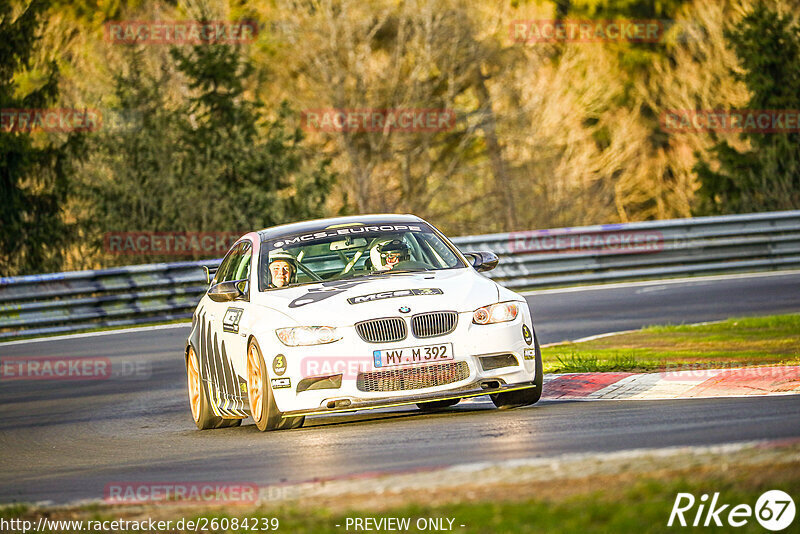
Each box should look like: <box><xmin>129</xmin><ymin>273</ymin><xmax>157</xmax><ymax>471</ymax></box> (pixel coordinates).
<box><xmin>186</xmin><ymin>346</ymin><xmax>242</xmax><ymax>430</ymax></box>
<box><xmin>246</xmin><ymin>338</ymin><xmax>305</xmax><ymax>432</ymax></box>
<box><xmin>490</xmin><ymin>332</ymin><xmax>543</xmax><ymax>409</ymax></box>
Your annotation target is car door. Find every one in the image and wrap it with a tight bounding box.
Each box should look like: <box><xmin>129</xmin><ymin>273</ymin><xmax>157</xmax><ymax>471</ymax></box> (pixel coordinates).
<box><xmin>199</xmin><ymin>241</ymin><xmax>250</xmax><ymax>418</ymax></box>
<box><xmin>218</xmin><ymin>240</ymin><xmax>252</xmax><ymax>380</ymax></box>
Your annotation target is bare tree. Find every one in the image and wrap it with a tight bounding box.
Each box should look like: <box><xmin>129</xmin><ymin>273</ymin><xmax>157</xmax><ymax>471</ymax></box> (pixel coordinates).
<box><xmin>269</xmin><ymin>0</ymin><xmax>523</xmax><ymax>233</ymax></box>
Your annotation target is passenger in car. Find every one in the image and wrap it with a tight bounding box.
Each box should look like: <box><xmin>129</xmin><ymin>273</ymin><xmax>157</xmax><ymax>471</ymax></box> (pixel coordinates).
<box><xmin>268</xmin><ymin>254</ymin><xmax>297</xmax><ymax>288</ymax></box>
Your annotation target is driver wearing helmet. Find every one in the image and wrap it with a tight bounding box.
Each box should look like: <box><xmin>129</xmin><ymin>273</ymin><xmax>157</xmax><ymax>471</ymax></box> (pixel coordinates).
<box><xmin>370</xmin><ymin>239</ymin><xmax>410</xmax><ymax>271</ymax></box>
<box><xmin>268</xmin><ymin>252</ymin><xmax>297</xmax><ymax>288</ymax></box>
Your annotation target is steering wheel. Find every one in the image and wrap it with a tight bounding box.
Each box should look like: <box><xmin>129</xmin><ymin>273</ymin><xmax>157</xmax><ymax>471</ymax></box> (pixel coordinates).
<box><xmin>391</xmin><ymin>260</ymin><xmax>430</xmax><ymax>271</ymax></box>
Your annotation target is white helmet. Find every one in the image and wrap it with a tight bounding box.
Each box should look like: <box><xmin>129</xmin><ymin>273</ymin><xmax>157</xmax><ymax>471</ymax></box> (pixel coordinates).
<box><xmin>370</xmin><ymin>239</ymin><xmax>410</xmax><ymax>271</ymax></box>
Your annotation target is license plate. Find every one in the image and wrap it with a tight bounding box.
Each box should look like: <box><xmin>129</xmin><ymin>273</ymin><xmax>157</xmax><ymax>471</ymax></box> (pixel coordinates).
<box><xmin>373</xmin><ymin>343</ymin><xmax>453</xmax><ymax>368</ymax></box>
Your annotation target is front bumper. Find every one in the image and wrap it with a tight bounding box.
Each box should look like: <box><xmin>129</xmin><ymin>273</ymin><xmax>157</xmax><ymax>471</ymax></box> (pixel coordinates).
<box><xmin>267</xmin><ymin>309</ymin><xmax>537</xmax><ymax>414</ymax></box>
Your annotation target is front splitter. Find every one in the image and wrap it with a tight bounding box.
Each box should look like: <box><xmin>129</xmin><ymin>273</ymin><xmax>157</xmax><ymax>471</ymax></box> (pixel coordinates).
<box><xmin>281</xmin><ymin>381</ymin><xmax>537</xmax><ymax>418</ymax></box>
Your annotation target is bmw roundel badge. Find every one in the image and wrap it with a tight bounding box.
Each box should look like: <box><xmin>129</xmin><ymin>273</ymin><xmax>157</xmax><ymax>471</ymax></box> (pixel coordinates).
<box><xmin>399</xmin><ymin>306</ymin><xmax>411</xmax><ymax>313</ymax></box>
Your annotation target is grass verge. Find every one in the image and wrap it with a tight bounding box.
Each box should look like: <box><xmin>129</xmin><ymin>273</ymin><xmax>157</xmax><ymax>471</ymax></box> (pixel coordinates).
<box><xmin>543</xmin><ymin>313</ymin><xmax>800</xmax><ymax>374</ymax></box>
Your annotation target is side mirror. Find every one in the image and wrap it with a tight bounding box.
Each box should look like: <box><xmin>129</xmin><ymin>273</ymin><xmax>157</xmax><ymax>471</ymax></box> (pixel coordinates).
<box><xmin>202</xmin><ymin>265</ymin><xmax>219</xmax><ymax>285</ymax></box>
<box><xmin>464</xmin><ymin>251</ymin><xmax>499</xmax><ymax>272</ymax></box>
<box><xmin>208</xmin><ymin>280</ymin><xmax>248</xmax><ymax>302</ymax></box>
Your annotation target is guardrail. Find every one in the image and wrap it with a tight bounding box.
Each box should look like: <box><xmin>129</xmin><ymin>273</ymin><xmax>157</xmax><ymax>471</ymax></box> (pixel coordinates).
<box><xmin>2</xmin><ymin>211</ymin><xmax>799</xmax><ymax>339</ymax></box>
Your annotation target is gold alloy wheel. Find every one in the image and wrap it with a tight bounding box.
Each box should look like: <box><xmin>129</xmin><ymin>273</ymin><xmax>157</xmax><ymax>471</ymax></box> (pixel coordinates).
<box><xmin>247</xmin><ymin>343</ymin><xmax>264</xmax><ymax>422</ymax></box>
<box><xmin>186</xmin><ymin>347</ymin><xmax>201</xmax><ymax>422</ymax></box>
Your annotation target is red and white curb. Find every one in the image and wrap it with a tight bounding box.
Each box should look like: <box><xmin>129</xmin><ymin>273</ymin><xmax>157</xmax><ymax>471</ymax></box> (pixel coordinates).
<box><xmin>543</xmin><ymin>366</ymin><xmax>800</xmax><ymax>400</ymax></box>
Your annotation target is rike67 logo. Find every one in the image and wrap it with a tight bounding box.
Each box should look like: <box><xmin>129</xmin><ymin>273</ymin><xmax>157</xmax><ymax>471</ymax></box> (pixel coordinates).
<box><xmin>668</xmin><ymin>490</ymin><xmax>795</xmax><ymax>531</ymax></box>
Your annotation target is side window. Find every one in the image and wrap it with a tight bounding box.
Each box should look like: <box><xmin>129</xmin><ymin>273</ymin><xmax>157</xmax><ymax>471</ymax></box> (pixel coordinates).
<box><xmin>230</xmin><ymin>243</ymin><xmax>252</xmax><ymax>282</ymax></box>
<box><xmin>214</xmin><ymin>244</ymin><xmax>243</xmax><ymax>285</ymax></box>
<box><xmin>213</xmin><ymin>245</ymin><xmax>239</xmax><ymax>284</ymax></box>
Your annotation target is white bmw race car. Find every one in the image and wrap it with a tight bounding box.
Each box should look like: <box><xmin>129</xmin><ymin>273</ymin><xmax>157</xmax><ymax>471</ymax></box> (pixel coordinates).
<box><xmin>184</xmin><ymin>215</ymin><xmax>543</xmax><ymax>431</ymax></box>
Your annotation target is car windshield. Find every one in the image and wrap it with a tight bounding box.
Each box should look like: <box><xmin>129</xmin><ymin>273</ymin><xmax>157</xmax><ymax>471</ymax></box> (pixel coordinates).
<box><xmin>258</xmin><ymin>222</ymin><xmax>465</xmax><ymax>290</ymax></box>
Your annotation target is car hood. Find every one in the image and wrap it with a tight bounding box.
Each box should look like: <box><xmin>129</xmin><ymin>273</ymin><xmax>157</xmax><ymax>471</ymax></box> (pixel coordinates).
<box><xmin>252</xmin><ymin>268</ymin><xmax>500</xmax><ymax>326</ymax></box>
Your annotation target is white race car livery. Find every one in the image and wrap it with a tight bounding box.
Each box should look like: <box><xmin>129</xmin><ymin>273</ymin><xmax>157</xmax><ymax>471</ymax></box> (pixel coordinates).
<box><xmin>184</xmin><ymin>214</ymin><xmax>542</xmax><ymax>431</ymax></box>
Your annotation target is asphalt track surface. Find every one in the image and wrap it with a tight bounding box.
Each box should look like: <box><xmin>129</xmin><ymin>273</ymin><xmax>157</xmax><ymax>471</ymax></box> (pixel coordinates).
<box><xmin>1</xmin><ymin>271</ymin><xmax>800</xmax><ymax>505</ymax></box>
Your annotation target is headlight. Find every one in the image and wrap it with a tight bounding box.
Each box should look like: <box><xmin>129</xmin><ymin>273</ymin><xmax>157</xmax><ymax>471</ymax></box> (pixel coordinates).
<box><xmin>275</xmin><ymin>326</ymin><xmax>342</xmax><ymax>346</ymax></box>
<box><xmin>472</xmin><ymin>302</ymin><xmax>519</xmax><ymax>325</ymax></box>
